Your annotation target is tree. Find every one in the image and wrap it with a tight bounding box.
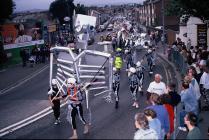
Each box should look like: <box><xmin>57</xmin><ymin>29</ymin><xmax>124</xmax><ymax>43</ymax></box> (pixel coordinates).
<box><xmin>75</xmin><ymin>4</ymin><xmax>87</xmax><ymax>15</ymax></box>
<box><xmin>166</xmin><ymin>0</ymin><xmax>209</xmax><ymax>22</ymax></box>
<box><xmin>0</xmin><ymin>32</ymin><xmax>8</xmax><ymax>68</ymax></box>
<box><xmin>0</xmin><ymin>0</ymin><xmax>15</xmax><ymax>23</ymax></box>
<box><xmin>49</xmin><ymin>0</ymin><xmax>75</xmax><ymax>31</ymax></box>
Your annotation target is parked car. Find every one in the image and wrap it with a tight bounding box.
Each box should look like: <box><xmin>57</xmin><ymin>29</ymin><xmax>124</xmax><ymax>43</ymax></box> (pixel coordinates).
<box><xmin>106</xmin><ymin>24</ymin><xmax>113</xmax><ymax>31</ymax></box>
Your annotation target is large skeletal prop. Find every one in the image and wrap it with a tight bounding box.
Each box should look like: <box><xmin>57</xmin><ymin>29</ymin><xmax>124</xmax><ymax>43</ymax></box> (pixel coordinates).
<box><xmin>49</xmin><ymin>46</ymin><xmax>114</xmax><ymax>109</ymax></box>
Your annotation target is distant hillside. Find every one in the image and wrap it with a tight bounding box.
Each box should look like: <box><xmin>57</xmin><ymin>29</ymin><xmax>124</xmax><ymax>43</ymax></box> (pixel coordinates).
<box><xmin>14</xmin><ymin>9</ymin><xmax>48</xmax><ymax>14</ymax></box>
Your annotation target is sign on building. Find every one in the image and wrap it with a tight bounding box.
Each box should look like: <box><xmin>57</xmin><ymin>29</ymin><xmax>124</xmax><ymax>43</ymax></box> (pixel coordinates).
<box><xmin>197</xmin><ymin>24</ymin><xmax>207</xmax><ymax>47</ymax></box>
<box><xmin>47</xmin><ymin>24</ymin><xmax>57</xmax><ymax>32</ymax></box>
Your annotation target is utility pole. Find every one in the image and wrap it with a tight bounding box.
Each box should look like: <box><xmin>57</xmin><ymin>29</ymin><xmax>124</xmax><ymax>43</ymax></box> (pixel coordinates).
<box><xmin>161</xmin><ymin>0</ymin><xmax>166</xmax><ymax>54</ymax></box>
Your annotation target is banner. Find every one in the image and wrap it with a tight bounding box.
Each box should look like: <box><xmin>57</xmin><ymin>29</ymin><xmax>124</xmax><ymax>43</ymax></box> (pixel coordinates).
<box><xmin>0</xmin><ymin>24</ymin><xmax>18</xmax><ymax>45</ymax></box>
<box><xmin>75</xmin><ymin>14</ymin><xmax>97</xmax><ymax>28</ymax></box>
<box><xmin>197</xmin><ymin>24</ymin><xmax>207</xmax><ymax>47</ymax></box>
<box><xmin>4</xmin><ymin>40</ymin><xmax>44</xmax><ymax>50</ymax></box>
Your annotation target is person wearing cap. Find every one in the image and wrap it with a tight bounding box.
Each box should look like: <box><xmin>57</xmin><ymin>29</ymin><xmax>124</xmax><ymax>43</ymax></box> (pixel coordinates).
<box><xmin>64</xmin><ymin>77</ymin><xmax>89</xmax><ymax>139</ymax></box>
<box><xmin>48</xmin><ymin>79</ymin><xmax>62</xmax><ymax>125</ymax></box>
<box><xmin>112</xmin><ymin>67</ymin><xmax>120</xmax><ymax>109</ymax></box>
<box><xmin>129</xmin><ymin>67</ymin><xmax>140</xmax><ymax>108</ymax></box>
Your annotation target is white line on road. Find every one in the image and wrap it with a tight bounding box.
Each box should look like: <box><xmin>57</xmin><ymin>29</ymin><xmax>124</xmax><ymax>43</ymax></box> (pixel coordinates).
<box><xmin>0</xmin><ymin>102</ymin><xmax>67</xmax><ymax>137</ymax></box>
<box><xmin>0</xmin><ymin>65</ymin><xmax>49</xmax><ymax>95</ymax></box>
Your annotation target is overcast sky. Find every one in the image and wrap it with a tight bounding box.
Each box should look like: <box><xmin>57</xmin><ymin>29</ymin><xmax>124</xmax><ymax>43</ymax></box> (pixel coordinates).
<box><xmin>14</xmin><ymin>0</ymin><xmax>144</xmax><ymax>12</ymax></box>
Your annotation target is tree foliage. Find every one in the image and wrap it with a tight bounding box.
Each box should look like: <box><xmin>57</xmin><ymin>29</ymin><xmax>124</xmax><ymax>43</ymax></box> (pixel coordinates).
<box><xmin>75</xmin><ymin>4</ymin><xmax>87</xmax><ymax>15</ymax></box>
<box><xmin>49</xmin><ymin>0</ymin><xmax>75</xmax><ymax>24</ymax></box>
<box><xmin>0</xmin><ymin>0</ymin><xmax>16</xmax><ymax>23</ymax></box>
<box><xmin>166</xmin><ymin>0</ymin><xmax>209</xmax><ymax>21</ymax></box>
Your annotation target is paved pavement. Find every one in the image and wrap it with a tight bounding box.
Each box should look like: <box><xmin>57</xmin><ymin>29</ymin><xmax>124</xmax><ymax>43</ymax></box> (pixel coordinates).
<box><xmin>0</xmin><ymin>63</ymin><xmax>49</xmax><ymax>95</ymax></box>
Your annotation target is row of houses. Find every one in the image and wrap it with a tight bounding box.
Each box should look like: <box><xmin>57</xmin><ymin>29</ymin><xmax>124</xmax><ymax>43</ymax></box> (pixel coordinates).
<box><xmin>126</xmin><ymin>0</ymin><xmax>208</xmax><ymax>48</ymax></box>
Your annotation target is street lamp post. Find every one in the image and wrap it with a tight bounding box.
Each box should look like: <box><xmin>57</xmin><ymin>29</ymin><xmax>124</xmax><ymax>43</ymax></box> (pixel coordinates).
<box><xmin>65</xmin><ymin>0</ymin><xmax>72</xmax><ymax>33</ymax></box>
<box><xmin>161</xmin><ymin>0</ymin><xmax>166</xmax><ymax>54</ymax></box>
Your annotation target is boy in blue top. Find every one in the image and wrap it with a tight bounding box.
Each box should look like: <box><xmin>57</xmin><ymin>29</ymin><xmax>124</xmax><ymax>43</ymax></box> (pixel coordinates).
<box><xmin>145</xmin><ymin>93</ymin><xmax>170</xmax><ymax>139</ymax></box>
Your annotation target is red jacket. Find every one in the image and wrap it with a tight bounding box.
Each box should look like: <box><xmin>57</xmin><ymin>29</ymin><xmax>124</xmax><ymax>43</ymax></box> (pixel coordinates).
<box><xmin>164</xmin><ymin>104</ymin><xmax>174</xmax><ymax>134</ymax></box>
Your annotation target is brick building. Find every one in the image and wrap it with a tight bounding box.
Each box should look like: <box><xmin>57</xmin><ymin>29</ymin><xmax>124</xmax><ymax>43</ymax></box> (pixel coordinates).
<box><xmin>138</xmin><ymin>0</ymin><xmax>179</xmax><ymax>31</ymax></box>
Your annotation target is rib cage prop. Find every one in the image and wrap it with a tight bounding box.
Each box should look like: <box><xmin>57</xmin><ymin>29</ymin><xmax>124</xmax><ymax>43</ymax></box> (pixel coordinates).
<box><xmin>49</xmin><ymin>46</ymin><xmax>113</xmax><ymax>109</ymax></box>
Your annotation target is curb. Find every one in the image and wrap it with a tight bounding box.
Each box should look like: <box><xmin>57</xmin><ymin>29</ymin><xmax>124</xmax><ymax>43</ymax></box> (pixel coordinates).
<box><xmin>157</xmin><ymin>53</ymin><xmax>182</xmax><ymax>92</ymax></box>
<box><xmin>0</xmin><ymin>64</ymin><xmax>49</xmax><ymax>95</ymax></box>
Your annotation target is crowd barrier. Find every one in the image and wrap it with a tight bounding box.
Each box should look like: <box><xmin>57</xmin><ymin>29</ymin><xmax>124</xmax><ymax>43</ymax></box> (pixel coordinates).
<box><xmin>167</xmin><ymin>48</ymin><xmax>189</xmax><ymax>139</ymax></box>
<box><xmin>168</xmin><ymin>48</ymin><xmax>189</xmax><ymax>76</ymax></box>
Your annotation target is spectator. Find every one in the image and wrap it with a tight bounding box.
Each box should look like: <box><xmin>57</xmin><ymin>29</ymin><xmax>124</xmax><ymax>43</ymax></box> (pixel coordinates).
<box><xmin>171</xmin><ymin>41</ymin><xmax>178</xmax><ymax>51</ymax></box>
<box><xmin>196</xmin><ymin>60</ymin><xmax>206</xmax><ymax>84</ymax></box>
<box><xmin>187</xmin><ymin>69</ymin><xmax>201</xmax><ymax>111</ymax></box>
<box><xmin>40</xmin><ymin>46</ymin><xmax>46</xmax><ymax>63</ymax></box>
<box><xmin>146</xmin><ymin>93</ymin><xmax>170</xmax><ymax>138</ymax></box>
<box><xmin>180</xmin><ymin>48</ymin><xmax>188</xmax><ymax>59</ymax></box>
<box><xmin>147</xmin><ymin>74</ymin><xmax>167</xmax><ymax>103</ymax></box>
<box><xmin>179</xmin><ymin>82</ymin><xmax>198</xmax><ymax>128</ymax></box>
<box><xmin>187</xmin><ymin>39</ymin><xmax>191</xmax><ymax>51</ymax></box>
<box><xmin>199</xmin><ymin>48</ymin><xmax>209</xmax><ymax>61</ymax></box>
<box><xmin>184</xmin><ymin>112</ymin><xmax>201</xmax><ymax>139</ymax></box>
<box><xmin>19</xmin><ymin>48</ymin><xmax>27</xmax><ymax>67</ymax></box>
<box><xmin>160</xmin><ymin>94</ymin><xmax>175</xmax><ymax>138</ymax></box>
<box><xmin>134</xmin><ymin>113</ymin><xmax>158</xmax><ymax>140</ymax></box>
<box><xmin>200</xmin><ymin>60</ymin><xmax>209</xmax><ymax>110</ymax></box>
<box><xmin>186</xmin><ymin>51</ymin><xmax>194</xmax><ymax>65</ymax></box>
<box><xmin>144</xmin><ymin>109</ymin><xmax>162</xmax><ymax>139</ymax></box>
<box><xmin>167</xmin><ymin>83</ymin><xmax>181</xmax><ymax>107</ymax></box>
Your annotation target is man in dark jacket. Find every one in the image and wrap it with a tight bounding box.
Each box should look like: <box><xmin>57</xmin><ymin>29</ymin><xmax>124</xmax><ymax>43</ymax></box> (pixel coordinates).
<box><xmin>20</xmin><ymin>48</ymin><xmax>27</xmax><ymax>67</ymax></box>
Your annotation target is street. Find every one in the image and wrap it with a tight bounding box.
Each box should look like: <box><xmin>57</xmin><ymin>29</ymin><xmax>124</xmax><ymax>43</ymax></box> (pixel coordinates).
<box><xmin>0</xmin><ymin>0</ymin><xmax>208</xmax><ymax>139</ymax></box>
<box><xmin>0</xmin><ymin>31</ymin><xmax>176</xmax><ymax>139</ymax></box>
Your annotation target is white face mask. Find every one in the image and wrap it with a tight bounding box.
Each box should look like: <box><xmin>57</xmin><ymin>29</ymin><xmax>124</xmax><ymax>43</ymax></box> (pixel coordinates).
<box><xmin>67</xmin><ymin>83</ymin><xmax>74</xmax><ymax>88</ymax></box>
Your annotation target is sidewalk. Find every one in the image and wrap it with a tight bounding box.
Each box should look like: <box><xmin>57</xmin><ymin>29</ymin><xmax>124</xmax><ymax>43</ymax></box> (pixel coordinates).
<box><xmin>0</xmin><ymin>63</ymin><xmax>49</xmax><ymax>94</ymax></box>
<box><xmin>156</xmin><ymin>45</ymin><xmax>209</xmax><ymax>139</ymax></box>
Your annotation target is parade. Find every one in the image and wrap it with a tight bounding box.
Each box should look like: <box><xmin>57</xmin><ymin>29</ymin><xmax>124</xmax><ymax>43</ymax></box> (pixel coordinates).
<box><xmin>0</xmin><ymin>0</ymin><xmax>209</xmax><ymax>139</ymax></box>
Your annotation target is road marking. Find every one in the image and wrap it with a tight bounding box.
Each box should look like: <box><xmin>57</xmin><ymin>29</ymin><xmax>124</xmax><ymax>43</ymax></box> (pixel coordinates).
<box><xmin>0</xmin><ymin>102</ymin><xmax>67</xmax><ymax>137</ymax></box>
<box><xmin>0</xmin><ymin>65</ymin><xmax>49</xmax><ymax>95</ymax></box>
